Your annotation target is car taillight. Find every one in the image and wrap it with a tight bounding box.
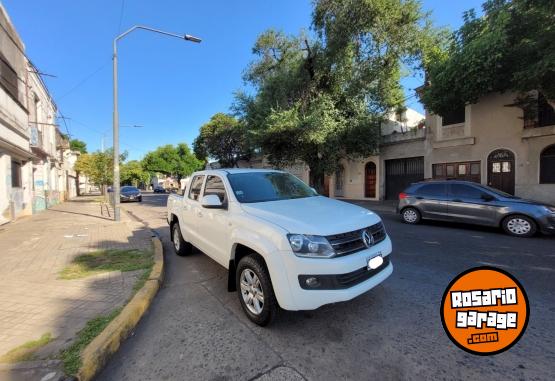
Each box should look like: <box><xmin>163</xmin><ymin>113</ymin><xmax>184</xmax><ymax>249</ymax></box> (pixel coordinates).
<box><xmin>399</xmin><ymin>192</ymin><xmax>408</xmax><ymax>200</ymax></box>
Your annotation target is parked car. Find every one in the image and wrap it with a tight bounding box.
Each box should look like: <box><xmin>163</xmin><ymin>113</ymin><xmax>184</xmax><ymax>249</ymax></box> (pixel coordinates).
<box><xmin>167</xmin><ymin>169</ymin><xmax>393</xmax><ymax>326</ymax></box>
<box><xmin>398</xmin><ymin>180</ymin><xmax>555</xmax><ymax>237</ymax></box>
<box><xmin>153</xmin><ymin>186</ymin><xmax>166</xmax><ymax>193</ymax></box>
<box><xmin>120</xmin><ymin>186</ymin><xmax>142</xmax><ymax>202</ymax></box>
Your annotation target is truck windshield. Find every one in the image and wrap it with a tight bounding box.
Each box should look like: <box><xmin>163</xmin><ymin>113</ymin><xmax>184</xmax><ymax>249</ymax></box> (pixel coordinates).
<box><xmin>227</xmin><ymin>172</ymin><xmax>316</xmax><ymax>203</ymax></box>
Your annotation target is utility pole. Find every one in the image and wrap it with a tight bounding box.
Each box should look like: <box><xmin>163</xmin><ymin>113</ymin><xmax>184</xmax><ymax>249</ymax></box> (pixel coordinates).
<box><xmin>112</xmin><ymin>26</ymin><xmax>200</xmax><ymax>221</ymax></box>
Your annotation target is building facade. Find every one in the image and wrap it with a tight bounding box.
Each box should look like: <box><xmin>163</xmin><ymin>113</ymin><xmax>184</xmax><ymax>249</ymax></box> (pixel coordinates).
<box><xmin>0</xmin><ymin>4</ymin><xmax>74</xmax><ymax>224</ymax></box>
<box><xmin>0</xmin><ymin>6</ymin><xmax>34</xmax><ymax>224</ymax></box>
<box><xmin>331</xmin><ymin>92</ymin><xmax>555</xmax><ymax>205</ymax></box>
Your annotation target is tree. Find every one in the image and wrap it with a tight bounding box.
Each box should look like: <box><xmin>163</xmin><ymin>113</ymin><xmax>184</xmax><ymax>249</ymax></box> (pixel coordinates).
<box><xmin>193</xmin><ymin>113</ymin><xmax>252</xmax><ymax>168</ymax></box>
<box><xmin>70</xmin><ymin>139</ymin><xmax>87</xmax><ymax>154</ymax></box>
<box><xmin>234</xmin><ymin>0</ymin><xmax>439</xmax><ymax>192</ymax></box>
<box><xmin>74</xmin><ymin>149</ymin><xmax>127</xmax><ymax>192</ymax></box>
<box><xmin>420</xmin><ymin>0</ymin><xmax>555</xmax><ymax>117</ymax></box>
<box><xmin>120</xmin><ymin>160</ymin><xmax>150</xmax><ymax>187</ymax></box>
<box><xmin>142</xmin><ymin>144</ymin><xmax>202</xmax><ymax>179</ymax></box>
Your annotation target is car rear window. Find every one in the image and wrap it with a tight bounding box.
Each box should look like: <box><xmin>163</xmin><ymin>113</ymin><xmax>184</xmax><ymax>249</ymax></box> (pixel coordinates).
<box><xmin>414</xmin><ymin>183</ymin><xmax>447</xmax><ymax>197</ymax></box>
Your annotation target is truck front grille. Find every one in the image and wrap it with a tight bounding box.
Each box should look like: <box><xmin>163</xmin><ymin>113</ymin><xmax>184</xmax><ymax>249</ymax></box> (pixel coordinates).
<box><xmin>326</xmin><ymin>222</ymin><xmax>386</xmax><ymax>257</ymax></box>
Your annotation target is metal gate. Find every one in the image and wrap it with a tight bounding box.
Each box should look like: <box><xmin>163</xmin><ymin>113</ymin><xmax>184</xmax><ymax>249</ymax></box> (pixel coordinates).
<box><xmin>385</xmin><ymin>157</ymin><xmax>424</xmax><ymax>200</ymax></box>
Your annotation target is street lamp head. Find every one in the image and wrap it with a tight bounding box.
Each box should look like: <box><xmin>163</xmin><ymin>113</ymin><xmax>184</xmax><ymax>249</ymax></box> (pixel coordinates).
<box><xmin>184</xmin><ymin>34</ymin><xmax>202</xmax><ymax>43</ymax></box>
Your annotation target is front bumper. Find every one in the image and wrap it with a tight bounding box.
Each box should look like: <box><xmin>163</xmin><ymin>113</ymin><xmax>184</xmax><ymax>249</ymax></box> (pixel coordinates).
<box><xmin>266</xmin><ymin>236</ymin><xmax>393</xmax><ymax>311</ymax></box>
<box><xmin>537</xmin><ymin>214</ymin><xmax>555</xmax><ymax>234</ymax></box>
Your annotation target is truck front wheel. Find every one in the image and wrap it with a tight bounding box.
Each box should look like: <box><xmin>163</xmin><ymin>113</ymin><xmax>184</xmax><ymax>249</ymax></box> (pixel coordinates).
<box><xmin>236</xmin><ymin>255</ymin><xmax>278</xmax><ymax>326</ymax></box>
<box><xmin>171</xmin><ymin>222</ymin><xmax>192</xmax><ymax>256</ymax></box>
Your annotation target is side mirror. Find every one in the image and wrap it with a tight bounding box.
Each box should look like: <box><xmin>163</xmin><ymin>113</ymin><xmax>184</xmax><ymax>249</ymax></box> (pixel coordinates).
<box><xmin>201</xmin><ymin>194</ymin><xmax>224</xmax><ymax>209</ymax></box>
<box><xmin>481</xmin><ymin>194</ymin><xmax>495</xmax><ymax>202</ymax></box>
<box><xmin>310</xmin><ymin>187</ymin><xmax>318</xmax><ymax>195</ymax></box>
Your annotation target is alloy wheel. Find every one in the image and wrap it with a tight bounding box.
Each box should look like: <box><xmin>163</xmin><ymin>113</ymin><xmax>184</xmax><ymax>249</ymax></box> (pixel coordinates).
<box><xmin>173</xmin><ymin>225</ymin><xmax>181</xmax><ymax>251</ymax></box>
<box><xmin>240</xmin><ymin>269</ymin><xmax>264</xmax><ymax>315</ymax></box>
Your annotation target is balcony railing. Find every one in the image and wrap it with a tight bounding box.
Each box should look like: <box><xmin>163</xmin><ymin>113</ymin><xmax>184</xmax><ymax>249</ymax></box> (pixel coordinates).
<box><xmin>381</xmin><ymin>128</ymin><xmax>426</xmax><ymax>144</ymax></box>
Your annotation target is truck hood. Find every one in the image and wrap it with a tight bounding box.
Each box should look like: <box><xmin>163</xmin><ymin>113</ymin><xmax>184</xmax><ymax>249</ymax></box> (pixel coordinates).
<box><xmin>240</xmin><ymin>196</ymin><xmax>381</xmax><ymax>235</ymax></box>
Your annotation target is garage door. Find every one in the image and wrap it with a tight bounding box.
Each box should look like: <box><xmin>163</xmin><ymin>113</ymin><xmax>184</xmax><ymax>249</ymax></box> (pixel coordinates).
<box><xmin>385</xmin><ymin>157</ymin><xmax>424</xmax><ymax>200</ymax></box>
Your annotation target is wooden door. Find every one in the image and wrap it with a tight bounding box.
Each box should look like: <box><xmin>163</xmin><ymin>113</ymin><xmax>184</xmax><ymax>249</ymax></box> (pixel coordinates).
<box><xmin>365</xmin><ymin>162</ymin><xmax>377</xmax><ymax>198</ymax></box>
<box><xmin>487</xmin><ymin>149</ymin><xmax>515</xmax><ymax>195</ymax></box>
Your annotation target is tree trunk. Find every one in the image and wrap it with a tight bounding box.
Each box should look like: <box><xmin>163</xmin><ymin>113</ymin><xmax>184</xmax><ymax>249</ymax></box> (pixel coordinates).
<box><xmin>75</xmin><ymin>171</ymin><xmax>81</xmax><ymax>196</ymax></box>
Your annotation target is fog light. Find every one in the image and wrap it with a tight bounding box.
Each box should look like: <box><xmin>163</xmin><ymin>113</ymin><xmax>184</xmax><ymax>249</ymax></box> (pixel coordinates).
<box><xmin>305</xmin><ymin>277</ymin><xmax>320</xmax><ymax>288</ymax></box>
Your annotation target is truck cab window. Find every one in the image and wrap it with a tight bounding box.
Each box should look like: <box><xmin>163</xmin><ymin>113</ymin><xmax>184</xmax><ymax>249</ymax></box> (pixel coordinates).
<box><xmin>204</xmin><ymin>176</ymin><xmax>227</xmax><ymax>204</ymax></box>
<box><xmin>188</xmin><ymin>175</ymin><xmax>205</xmax><ymax>201</ymax></box>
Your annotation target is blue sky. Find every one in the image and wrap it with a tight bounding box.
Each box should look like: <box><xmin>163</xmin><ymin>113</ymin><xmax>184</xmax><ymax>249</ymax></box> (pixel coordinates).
<box><xmin>2</xmin><ymin>0</ymin><xmax>483</xmax><ymax>160</ymax></box>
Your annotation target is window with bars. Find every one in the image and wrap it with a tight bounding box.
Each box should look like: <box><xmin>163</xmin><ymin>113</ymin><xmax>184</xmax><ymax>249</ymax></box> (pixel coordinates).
<box><xmin>432</xmin><ymin>161</ymin><xmax>481</xmax><ymax>183</ymax></box>
<box><xmin>524</xmin><ymin>93</ymin><xmax>555</xmax><ymax>128</ymax></box>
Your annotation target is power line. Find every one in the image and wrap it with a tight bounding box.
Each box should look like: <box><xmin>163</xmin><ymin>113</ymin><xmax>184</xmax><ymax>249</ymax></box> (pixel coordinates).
<box><xmin>117</xmin><ymin>0</ymin><xmax>126</xmax><ymax>34</ymax></box>
<box><xmin>57</xmin><ymin>59</ymin><xmax>111</xmax><ymax>100</ymax></box>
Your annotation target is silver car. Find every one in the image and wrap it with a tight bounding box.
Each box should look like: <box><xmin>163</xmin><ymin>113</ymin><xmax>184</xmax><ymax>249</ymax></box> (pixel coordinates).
<box><xmin>397</xmin><ymin>180</ymin><xmax>555</xmax><ymax>237</ymax></box>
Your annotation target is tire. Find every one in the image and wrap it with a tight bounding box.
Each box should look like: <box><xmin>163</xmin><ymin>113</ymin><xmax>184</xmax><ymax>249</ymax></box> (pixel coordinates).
<box><xmin>401</xmin><ymin>207</ymin><xmax>421</xmax><ymax>224</ymax></box>
<box><xmin>171</xmin><ymin>222</ymin><xmax>193</xmax><ymax>256</ymax></box>
<box><xmin>236</xmin><ymin>255</ymin><xmax>278</xmax><ymax>326</ymax></box>
<box><xmin>502</xmin><ymin>215</ymin><xmax>537</xmax><ymax>237</ymax></box>
<box><xmin>138</xmin><ymin>196</ymin><xmax>142</xmax><ymax>202</ymax></box>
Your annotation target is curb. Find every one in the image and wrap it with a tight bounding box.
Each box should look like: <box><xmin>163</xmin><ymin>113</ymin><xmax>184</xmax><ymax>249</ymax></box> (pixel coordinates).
<box><xmin>76</xmin><ymin>236</ymin><xmax>164</xmax><ymax>381</ymax></box>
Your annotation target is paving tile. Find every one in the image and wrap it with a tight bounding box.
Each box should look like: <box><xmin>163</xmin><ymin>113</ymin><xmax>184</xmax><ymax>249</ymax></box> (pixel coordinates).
<box><xmin>0</xmin><ymin>198</ymin><xmax>152</xmax><ymax>358</ymax></box>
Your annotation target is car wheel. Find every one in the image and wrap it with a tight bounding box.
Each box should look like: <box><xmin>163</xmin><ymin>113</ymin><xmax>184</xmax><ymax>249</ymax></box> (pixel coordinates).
<box><xmin>401</xmin><ymin>207</ymin><xmax>421</xmax><ymax>224</ymax></box>
<box><xmin>236</xmin><ymin>255</ymin><xmax>278</xmax><ymax>326</ymax></box>
<box><xmin>138</xmin><ymin>196</ymin><xmax>142</xmax><ymax>202</ymax></box>
<box><xmin>502</xmin><ymin>215</ymin><xmax>537</xmax><ymax>237</ymax></box>
<box><xmin>172</xmin><ymin>222</ymin><xmax>192</xmax><ymax>256</ymax></box>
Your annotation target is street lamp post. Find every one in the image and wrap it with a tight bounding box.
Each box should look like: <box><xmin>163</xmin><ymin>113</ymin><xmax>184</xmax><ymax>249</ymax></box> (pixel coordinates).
<box><xmin>112</xmin><ymin>26</ymin><xmax>201</xmax><ymax>221</ymax></box>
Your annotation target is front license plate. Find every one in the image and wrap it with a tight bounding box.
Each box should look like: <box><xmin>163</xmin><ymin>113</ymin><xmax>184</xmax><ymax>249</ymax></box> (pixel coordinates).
<box><xmin>129</xmin><ymin>196</ymin><xmax>134</xmax><ymax>199</ymax></box>
<box><xmin>368</xmin><ymin>255</ymin><xmax>383</xmax><ymax>270</ymax></box>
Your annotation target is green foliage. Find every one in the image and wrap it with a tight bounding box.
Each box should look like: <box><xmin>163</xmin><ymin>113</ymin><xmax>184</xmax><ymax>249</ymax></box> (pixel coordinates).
<box><xmin>193</xmin><ymin>113</ymin><xmax>252</xmax><ymax>168</ymax></box>
<box><xmin>0</xmin><ymin>333</ymin><xmax>53</xmax><ymax>363</ymax></box>
<box><xmin>120</xmin><ymin>160</ymin><xmax>150</xmax><ymax>187</ymax></box>
<box><xmin>59</xmin><ymin>249</ymin><xmax>153</xmax><ymax>280</ymax></box>
<box><xmin>420</xmin><ymin>0</ymin><xmax>555</xmax><ymax>116</ymax></box>
<box><xmin>69</xmin><ymin>139</ymin><xmax>87</xmax><ymax>154</ymax></box>
<box><xmin>232</xmin><ymin>0</ymin><xmax>437</xmax><ymax>190</ymax></box>
<box><xmin>141</xmin><ymin>143</ymin><xmax>203</xmax><ymax>178</ymax></box>
<box><xmin>61</xmin><ymin>309</ymin><xmax>122</xmax><ymax>375</ymax></box>
<box><xmin>74</xmin><ymin>149</ymin><xmax>127</xmax><ymax>187</ymax></box>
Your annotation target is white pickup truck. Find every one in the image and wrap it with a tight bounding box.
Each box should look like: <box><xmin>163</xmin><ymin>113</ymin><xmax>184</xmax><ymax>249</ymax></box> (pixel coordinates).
<box><xmin>167</xmin><ymin>169</ymin><xmax>393</xmax><ymax>325</ymax></box>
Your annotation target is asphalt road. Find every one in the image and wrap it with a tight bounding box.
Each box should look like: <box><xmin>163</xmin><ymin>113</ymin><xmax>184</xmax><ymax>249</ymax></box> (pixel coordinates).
<box><xmin>97</xmin><ymin>193</ymin><xmax>555</xmax><ymax>381</ymax></box>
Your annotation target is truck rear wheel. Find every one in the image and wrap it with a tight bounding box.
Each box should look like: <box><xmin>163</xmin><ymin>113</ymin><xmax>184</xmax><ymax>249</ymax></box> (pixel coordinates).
<box><xmin>236</xmin><ymin>255</ymin><xmax>277</xmax><ymax>326</ymax></box>
<box><xmin>172</xmin><ymin>222</ymin><xmax>192</xmax><ymax>256</ymax></box>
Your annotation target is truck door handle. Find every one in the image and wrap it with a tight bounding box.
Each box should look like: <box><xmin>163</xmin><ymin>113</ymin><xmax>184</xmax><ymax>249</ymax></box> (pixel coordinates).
<box><xmin>415</xmin><ymin>196</ymin><xmax>423</xmax><ymax>199</ymax></box>
<box><xmin>451</xmin><ymin>199</ymin><xmax>462</xmax><ymax>202</ymax></box>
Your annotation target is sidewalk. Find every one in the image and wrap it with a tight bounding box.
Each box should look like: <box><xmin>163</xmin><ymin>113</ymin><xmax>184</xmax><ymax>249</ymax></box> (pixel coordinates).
<box><xmin>341</xmin><ymin>199</ymin><xmax>398</xmax><ymax>213</ymax></box>
<box><xmin>0</xmin><ymin>196</ymin><xmax>152</xmax><ymax>379</ymax></box>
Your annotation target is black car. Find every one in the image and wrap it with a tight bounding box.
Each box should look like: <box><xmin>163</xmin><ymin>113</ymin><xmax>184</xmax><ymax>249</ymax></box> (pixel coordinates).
<box><xmin>120</xmin><ymin>186</ymin><xmax>142</xmax><ymax>202</ymax></box>
<box><xmin>153</xmin><ymin>186</ymin><xmax>166</xmax><ymax>193</ymax></box>
<box><xmin>398</xmin><ymin>180</ymin><xmax>555</xmax><ymax>237</ymax></box>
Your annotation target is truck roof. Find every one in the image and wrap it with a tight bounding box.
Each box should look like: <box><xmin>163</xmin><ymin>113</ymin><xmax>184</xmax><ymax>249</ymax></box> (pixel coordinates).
<box><xmin>193</xmin><ymin>168</ymin><xmax>284</xmax><ymax>176</ymax></box>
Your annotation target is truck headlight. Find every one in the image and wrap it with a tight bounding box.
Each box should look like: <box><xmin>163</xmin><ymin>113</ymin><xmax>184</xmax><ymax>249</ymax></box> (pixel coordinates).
<box><xmin>542</xmin><ymin>205</ymin><xmax>555</xmax><ymax>214</ymax></box>
<box><xmin>287</xmin><ymin>234</ymin><xmax>335</xmax><ymax>258</ymax></box>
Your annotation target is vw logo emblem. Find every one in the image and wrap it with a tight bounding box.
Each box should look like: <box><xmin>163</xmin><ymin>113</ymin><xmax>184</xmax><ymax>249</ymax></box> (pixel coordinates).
<box><xmin>362</xmin><ymin>229</ymin><xmax>374</xmax><ymax>248</ymax></box>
